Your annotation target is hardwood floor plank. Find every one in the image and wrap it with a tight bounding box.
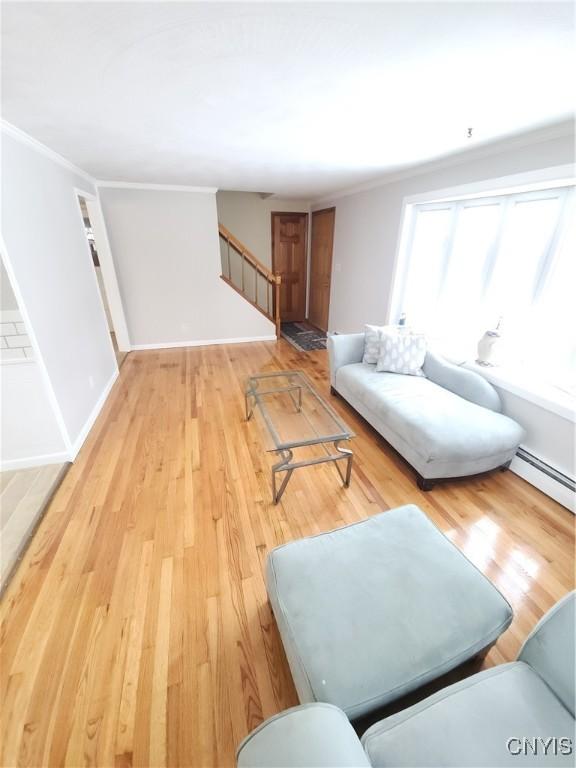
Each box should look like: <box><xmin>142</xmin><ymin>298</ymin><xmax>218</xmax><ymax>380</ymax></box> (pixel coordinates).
<box><xmin>150</xmin><ymin>556</ymin><xmax>173</xmax><ymax>768</ymax></box>
<box><xmin>0</xmin><ymin>340</ymin><xmax>573</xmax><ymax>767</ymax></box>
<box><xmin>116</xmin><ymin>540</ymin><xmax>154</xmax><ymax>757</ymax></box>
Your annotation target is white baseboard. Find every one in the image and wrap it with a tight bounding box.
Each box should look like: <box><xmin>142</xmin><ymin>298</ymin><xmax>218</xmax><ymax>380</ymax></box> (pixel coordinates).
<box><xmin>1</xmin><ymin>451</ymin><xmax>70</xmax><ymax>471</ymax></box>
<box><xmin>131</xmin><ymin>335</ymin><xmax>277</xmax><ymax>350</ymax></box>
<box><xmin>510</xmin><ymin>456</ymin><xmax>575</xmax><ymax>513</ymax></box>
<box><xmin>69</xmin><ymin>369</ymin><xmax>119</xmax><ymax>460</ymax></box>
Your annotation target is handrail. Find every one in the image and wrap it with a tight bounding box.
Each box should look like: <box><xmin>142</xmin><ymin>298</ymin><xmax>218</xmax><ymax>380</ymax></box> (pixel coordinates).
<box><xmin>218</xmin><ymin>222</ymin><xmax>282</xmax><ymax>338</ymax></box>
<box><xmin>218</xmin><ymin>224</ymin><xmax>277</xmax><ymax>281</ymax></box>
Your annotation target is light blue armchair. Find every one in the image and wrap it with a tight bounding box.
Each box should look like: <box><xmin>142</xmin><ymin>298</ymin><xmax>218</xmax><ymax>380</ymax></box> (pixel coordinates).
<box><xmin>237</xmin><ymin>592</ymin><xmax>575</xmax><ymax>767</ymax></box>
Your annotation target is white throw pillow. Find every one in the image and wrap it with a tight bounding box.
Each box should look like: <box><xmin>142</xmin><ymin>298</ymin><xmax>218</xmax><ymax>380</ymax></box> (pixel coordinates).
<box><xmin>376</xmin><ymin>329</ymin><xmax>427</xmax><ymax>375</ymax></box>
<box><xmin>363</xmin><ymin>324</ymin><xmax>392</xmax><ymax>364</ymax></box>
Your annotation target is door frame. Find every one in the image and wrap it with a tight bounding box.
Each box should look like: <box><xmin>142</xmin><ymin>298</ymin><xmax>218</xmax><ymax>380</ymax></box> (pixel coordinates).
<box><xmin>308</xmin><ymin>206</ymin><xmax>335</xmax><ymax>332</ymax></box>
<box><xmin>271</xmin><ymin>211</ymin><xmax>309</xmax><ymax>323</ymax></box>
<box><xmin>74</xmin><ymin>189</ymin><xmax>131</xmax><ymax>352</ymax></box>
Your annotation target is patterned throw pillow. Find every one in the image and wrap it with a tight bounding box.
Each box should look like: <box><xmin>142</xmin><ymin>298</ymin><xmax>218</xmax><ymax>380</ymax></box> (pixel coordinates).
<box><xmin>363</xmin><ymin>324</ymin><xmax>392</xmax><ymax>364</ymax></box>
<box><xmin>376</xmin><ymin>329</ymin><xmax>427</xmax><ymax>375</ymax></box>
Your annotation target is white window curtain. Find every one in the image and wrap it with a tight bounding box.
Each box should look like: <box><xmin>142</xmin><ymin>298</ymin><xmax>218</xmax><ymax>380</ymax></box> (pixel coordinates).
<box><xmin>397</xmin><ymin>185</ymin><xmax>576</xmax><ymax>392</ymax></box>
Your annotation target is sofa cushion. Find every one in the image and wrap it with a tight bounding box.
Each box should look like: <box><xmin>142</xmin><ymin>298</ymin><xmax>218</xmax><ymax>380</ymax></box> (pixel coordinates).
<box><xmin>362</xmin><ymin>662</ymin><xmax>575</xmax><ymax>767</ymax></box>
<box><xmin>237</xmin><ymin>703</ymin><xmax>370</xmax><ymax>768</ymax></box>
<box><xmin>376</xmin><ymin>329</ymin><xmax>426</xmax><ymax>375</ymax></box>
<box><xmin>335</xmin><ymin>363</ymin><xmax>523</xmax><ymax>465</ymax></box>
<box><xmin>267</xmin><ymin>505</ymin><xmax>512</xmax><ymax>719</ymax></box>
<box><xmin>363</xmin><ymin>324</ymin><xmax>390</xmax><ymax>364</ymax></box>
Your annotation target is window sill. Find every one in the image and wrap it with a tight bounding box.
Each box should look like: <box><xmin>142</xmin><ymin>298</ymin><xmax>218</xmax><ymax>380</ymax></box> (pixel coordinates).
<box><xmin>463</xmin><ymin>362</ymin><xmax>576</xmax><ymax>423</ymax></box>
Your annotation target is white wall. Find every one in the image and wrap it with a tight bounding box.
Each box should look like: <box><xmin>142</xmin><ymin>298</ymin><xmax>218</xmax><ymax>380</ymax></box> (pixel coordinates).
<box><xmin>497</xmin><ymin>386</ymin><xmax>574</xmax><ymax>510</ymax></box>
<box><xmin>320</xmin><ymin>128</ymin><xmax>574</xmax><ymax>334</ymax></box>
<box><xmin>99</xmin><ymin>187</ymin><xmax>275</xmax><ymax>347</ymax></box>
<box><xmin>1</xmin><ymin>129</ymin><xmax>118</xmax><ymax>449</ymax></box>
<box><xmin>1</xmin><ymin>260</ymin><xmax>18</xmax><ymax>311</ymax></box>
<box><xmin>216</xmin><ymin>191</ymin><xmax>310</xmax><ymax>267</ymax></box>
<box><xmin>1</xmin><ymin>360</ymin><xmax>67</xmax><ymax>468</ymax></box>
<box><xmin>1</xmin><ymin>258</ymin><xmax>66</xmax><ymax>469</ymax></box>
<box><xmin>496</xmin><ymin>387</ymin><xmax>573</xmax><ymax>475</ymax></box>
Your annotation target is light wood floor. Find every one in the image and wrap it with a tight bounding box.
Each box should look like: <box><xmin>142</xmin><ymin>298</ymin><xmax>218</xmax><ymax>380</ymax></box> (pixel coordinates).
<box><xmin>1</xmin><ymin>463</ymin><xmax>68</xmax><ymax>591</ymax></box>
<box><xmin>1</xmin><ymin>341</ymin><xmax>573</xmax><ymax>767</ymax></box>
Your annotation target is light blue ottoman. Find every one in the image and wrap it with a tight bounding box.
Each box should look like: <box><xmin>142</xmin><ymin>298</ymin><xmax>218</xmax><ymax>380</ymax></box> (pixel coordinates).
<box><xmin>266</xmin><ymin>504</ymin><xmax>513</xmax><ymax>719</ymax></box>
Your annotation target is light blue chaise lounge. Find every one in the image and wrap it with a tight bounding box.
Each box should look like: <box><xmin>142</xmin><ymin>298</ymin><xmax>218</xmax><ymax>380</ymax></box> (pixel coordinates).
<box><xmin>328</xmin><ymin>333</ymin><xmax>525</xmax><ymax>489</ymax></box>
<box><xmin>237</xmin><ymin>591</ymin><xmax>575</xmax><ymax>767</ymax></box>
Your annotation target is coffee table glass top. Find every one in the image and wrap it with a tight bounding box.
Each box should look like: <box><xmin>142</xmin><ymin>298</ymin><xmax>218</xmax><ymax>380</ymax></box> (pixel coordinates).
<box><xmin>245</xmin><ymin>370</ymin><xmax>354</xmax><ymax>452</ymax></box>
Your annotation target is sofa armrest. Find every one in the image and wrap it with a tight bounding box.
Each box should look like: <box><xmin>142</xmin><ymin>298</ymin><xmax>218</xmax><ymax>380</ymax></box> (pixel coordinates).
<box><xmin>237</xmin><ymin>703</ymin><xmax>370</xmax><ymax>768</ymax></box>
<box><xmin>518</xmin><ymin>591</ymin><xmax>575</xmax><ymax>717</ymax></box>
<box><xmin>328</xmin><ymin>333</ymin><xmax>365</xmax><ymax>387</ymax></box>
<box><xmin>423</xmin><ymin>351</ymin><xmax>502</xmax><ymax>412</ymax></box>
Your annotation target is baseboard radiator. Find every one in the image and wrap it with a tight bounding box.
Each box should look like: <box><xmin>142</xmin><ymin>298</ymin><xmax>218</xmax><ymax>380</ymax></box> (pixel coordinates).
<box><xmin>512</xmin><ymin>448</ymin><xmax>575</xmax><ymax>512</ymax></box>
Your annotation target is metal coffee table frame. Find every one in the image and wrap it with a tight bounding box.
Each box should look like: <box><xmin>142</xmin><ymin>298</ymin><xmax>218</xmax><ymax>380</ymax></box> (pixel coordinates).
<box><xmin>245</xmin><ymin>370</ymin><xmax>354</xmax><ymax>503</ymax></box>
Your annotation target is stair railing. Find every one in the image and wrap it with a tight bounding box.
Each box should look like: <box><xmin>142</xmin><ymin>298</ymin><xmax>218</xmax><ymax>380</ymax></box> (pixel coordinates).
<box><xmin>218</xmin><ymin>223</ymin><xmax>281</xmax><ymax>338</ymax></box>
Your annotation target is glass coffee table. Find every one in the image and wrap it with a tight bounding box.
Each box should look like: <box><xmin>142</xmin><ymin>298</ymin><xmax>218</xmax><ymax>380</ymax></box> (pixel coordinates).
<box><xmin>245</xmin><ymin>370</ymin><xmax>355</xmax><ymax>503</ymax></box>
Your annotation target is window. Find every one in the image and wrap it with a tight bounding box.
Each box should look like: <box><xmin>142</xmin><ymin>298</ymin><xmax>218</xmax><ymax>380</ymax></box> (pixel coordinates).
<box><xmin>397</xmin><ymin>185</ymin><xmax>576</xmax><ymax>392</ymax></box>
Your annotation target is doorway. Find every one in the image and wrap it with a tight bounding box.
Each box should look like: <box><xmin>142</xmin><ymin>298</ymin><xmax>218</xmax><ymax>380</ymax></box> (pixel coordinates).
<box><xmin>77</xmin><ymin>195</ymin><xmax>127</xmax><ymax>367</ymax></box>
<box><xmin>308</xmin><ymin>207</ymin><xmax>335</xmax><ymax>332</ymax></box>
<box><xmin>0</xmin><ymin>254</ymin><xmax>69</xmax><ymax>591</ymax></box>
<box><xmin>271</xmin><ymin>212</ymin><xmax>308</xmax><ymax>323</ymax></box>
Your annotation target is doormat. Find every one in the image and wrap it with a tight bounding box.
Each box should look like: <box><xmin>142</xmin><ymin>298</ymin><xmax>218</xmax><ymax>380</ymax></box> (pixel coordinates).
<box><xmin>281</xmin><ymin>322</ymin><xmax>327</xmax><ymax>352</ymax></box>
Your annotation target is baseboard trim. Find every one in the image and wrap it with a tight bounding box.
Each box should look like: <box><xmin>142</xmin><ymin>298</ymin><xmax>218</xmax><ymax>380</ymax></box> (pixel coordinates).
<box><xmin>1</xmin><ymin>451</ymin><xmax>70</xmax><ymax>471</ymax></box>
<box><xmin>69</xmin><ymin>369</ymin><xmax>119</xmax><ymax>460</ymax></box>
<box><xmin>131</xmin><ymin>335</ymin><xmax>277</xmax><ymax>350</ymax></box>
<box><xmin>510</xmin><ymin>453</ymin><xmax>575</xmax><ymax>513</ymax></box>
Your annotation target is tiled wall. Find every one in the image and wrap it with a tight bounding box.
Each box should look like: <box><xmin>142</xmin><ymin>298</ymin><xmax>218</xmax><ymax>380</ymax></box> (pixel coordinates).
<box><xmin>1</xmin><ymin>310</ymin><xmax>34</xmax><ymax>362</ymax></box>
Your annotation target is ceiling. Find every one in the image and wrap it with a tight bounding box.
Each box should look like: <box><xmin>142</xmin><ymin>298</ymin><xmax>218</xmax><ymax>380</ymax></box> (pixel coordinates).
<box><xmin>2</xmin><ymin>2</ymin><xmax>574</xmax><ymax>198</ymax></box>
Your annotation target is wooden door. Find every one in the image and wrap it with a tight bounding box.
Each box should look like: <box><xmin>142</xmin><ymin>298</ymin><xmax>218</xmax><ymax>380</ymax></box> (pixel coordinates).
<box><xmin>308</xmin><ymin>207</ymin><xmax>335</xmax><ymax>331</ymax></box>
<box><xmin>271</xmin><ymin>212</ymin><xmax>308</xmax><ymax>323</ymax></box>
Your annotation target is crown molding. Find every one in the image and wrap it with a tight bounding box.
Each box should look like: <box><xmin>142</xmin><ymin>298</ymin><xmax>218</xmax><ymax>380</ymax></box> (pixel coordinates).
<box><xmin>3</xmin><ymin>116</ymin><xmax>572</xmax><ymax>204</ymax></box>
<box><xmin>1</xmin><ymin>119</ymin><xmax>96</xmax><ymax>185</ymax></box>
<box><xmin>96</xmin><ymin>180</ymin><xmax>218</xmax><ymax>194</ymax></box>
<box><xmin>403</xmin><ymin>164</ymin><xmax>576</xmax><ymax>206</ymax></box>
<box><xmin>0</xmin><ymin>121</ymin><xmax>218</xmax><ymax>193</ymax></box>
<box><xmin>312</xmin><ymin>119</ymin><xmax>576</xmax><ymax>205</ymax></box>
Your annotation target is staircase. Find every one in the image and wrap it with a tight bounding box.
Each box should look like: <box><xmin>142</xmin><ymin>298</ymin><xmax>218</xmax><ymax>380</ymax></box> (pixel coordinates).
<box><xmin>218</xmin><ymin>223</ymin><xmax>282</xmax><ymax>338</ymax></box>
